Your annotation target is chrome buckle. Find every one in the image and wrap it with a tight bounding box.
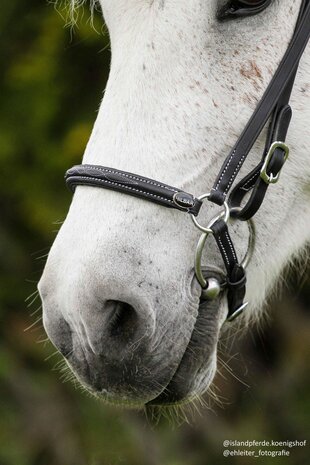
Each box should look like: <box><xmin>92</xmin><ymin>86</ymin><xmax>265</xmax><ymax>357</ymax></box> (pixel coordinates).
<box><xmin>260</xmin><ymin>141</ymin><xmax>289</xmax><ymax>184</ymax></box>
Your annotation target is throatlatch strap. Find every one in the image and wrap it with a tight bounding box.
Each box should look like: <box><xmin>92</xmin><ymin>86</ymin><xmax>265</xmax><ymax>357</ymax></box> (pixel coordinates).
<box><xmin>65</xmin><ymin>165</ymin><xmax>202</xmax><ymax>216</ymax></box>
<box><xmin>209</xmin><ymin>0</ymin><xmax>310</xmax><ymax>206</ymax></box>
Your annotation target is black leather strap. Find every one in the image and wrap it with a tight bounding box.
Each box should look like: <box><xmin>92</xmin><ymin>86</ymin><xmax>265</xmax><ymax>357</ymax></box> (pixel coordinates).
<box><xmin>210</xmin><ymin>219</ymin><xmax>247</xmax><ymax>319</ymax></box>
<box><xmin>228</xmin><ymin>1</ymin><xmax>309</xmax><ymax>219</ymax></box>
<box><xmin>65</xmin><ymin>165</ymin><xmax>203</xmax><ymax>216</ymax></box>
<box><xmin>209</xmin><ymin>0</ymin><xmax>310</xmax><ymax>206</ymax></box>
<box><xmin>229</xmin><ymin>104</ymin><xmax>292</xmax><ymax>220</ymax></box>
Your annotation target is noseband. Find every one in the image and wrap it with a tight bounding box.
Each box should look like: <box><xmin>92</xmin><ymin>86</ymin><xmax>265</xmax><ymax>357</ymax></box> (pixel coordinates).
<box><xmin>65</xmin><ymin>1</ymin><xmax>310</xmax><ymax>322</ymax></box>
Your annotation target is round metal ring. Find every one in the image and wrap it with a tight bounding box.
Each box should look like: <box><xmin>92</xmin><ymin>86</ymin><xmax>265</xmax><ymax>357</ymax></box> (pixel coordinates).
<box><xmin>194</xmin><ymin>208</ymin><xmax>256</xmax><ymax>289</ymax></box>
<box><xmin>190</xmin><ymin>193</ymin><xmax>230</xmax><ymax>234</ymax></box>
<box><xmin>195</xmin><ymin>231</ymin><xmax>212</xmax><ymax>288</ymax></box>
<box><xmin>229</xmin><ymin>207</ymin><xmax>256</xmax><ymax>269</ymax></box>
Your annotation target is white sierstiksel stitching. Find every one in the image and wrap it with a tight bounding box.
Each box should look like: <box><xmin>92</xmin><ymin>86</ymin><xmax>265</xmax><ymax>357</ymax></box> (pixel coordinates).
<box><xmin>225</xmin><ymin>231</ymin><xmax>238</xmax><ymax>262</ymax></box>
<box><xmin>223</xmin><ymin>153</ymin><xmax>247</xmax><ymax>194</ymax></box>
<box><xmin>214</xmin><ymin>149</ymin><xmax>236</xmax><ymax>190</ymax></box>
<box><xmin>217</xmin><ymin>237</ymin><xmax>230</xmax><ymax>268</ymax></box>
<box><xmin>241</xmin><ymin>170</ymin><xmax>260</xmax><ymax>191</ymax></box>
<box><xmin>81</xmin><ymin>165</ymin><xmax>178</xmax><ymax>193</ymax></box>
<box><xmin>71</xmin><ymin>176</ymin><xmax>174</xmax><ymax>204</ymax></box>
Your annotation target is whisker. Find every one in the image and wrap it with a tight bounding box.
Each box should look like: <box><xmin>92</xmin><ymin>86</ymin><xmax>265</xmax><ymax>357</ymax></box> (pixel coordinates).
<box><xmin>217</xmin><ymin>355</ymin><xmax>250</xmax><ymax>388</ymax></box>
<box><xmin>36</xmin><ymin>336</ymin><xmax>49</xmax><ymax>344</ymax></box>
<box><xmin>30</xmin><ymin>305</ymin><xmax>42</xmax><ymax>317</ymax></box>
<box><xmin>24</xmin><ymin>316</ymin><xmax>42</xmax><ymax>332</ymax></box>
<box><xmin>35</xmin><ymin>253</ymin><xmax>49</xmax><ymax>261</ymax></box>
<box><xmin>45</xmin><ymin>349</ymin><xmax>61</xmax><ymax>362</ymax></box>
<box><xmin>25</xmin><ymin>290</ymin><xmax>40</xmax><ymax>308</ymax></box>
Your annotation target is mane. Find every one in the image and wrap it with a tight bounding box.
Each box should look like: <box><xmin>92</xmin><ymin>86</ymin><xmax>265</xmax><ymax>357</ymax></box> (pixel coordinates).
<box><xmin>54</xmin><ymin>0</ymin><xmax>99</xmax><ymax>25</ymax></box>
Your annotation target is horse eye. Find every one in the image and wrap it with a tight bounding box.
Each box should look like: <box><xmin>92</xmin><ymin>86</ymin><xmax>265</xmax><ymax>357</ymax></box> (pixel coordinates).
<box><xmin>217</xmin><ymin>0</ymin><xmax>272</xmax><ymax>21</ymax></box>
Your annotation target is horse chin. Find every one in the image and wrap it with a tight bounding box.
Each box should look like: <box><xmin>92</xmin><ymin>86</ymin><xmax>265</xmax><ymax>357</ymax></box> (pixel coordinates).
<box><xmin>147</xmin><ymin>299</ymin><xmax>225</xmax><ymax>406</ymax></box>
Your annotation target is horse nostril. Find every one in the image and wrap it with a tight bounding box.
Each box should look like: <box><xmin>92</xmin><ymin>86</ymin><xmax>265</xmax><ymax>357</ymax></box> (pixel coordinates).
<box><xmin>106</xmin><ymin>300</ymin><xmax>138</xmax><ymax>339</ymax></box>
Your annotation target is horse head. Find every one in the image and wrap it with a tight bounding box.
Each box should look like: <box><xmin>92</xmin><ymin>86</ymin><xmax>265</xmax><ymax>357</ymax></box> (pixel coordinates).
<box><xmin>39</xmin><ymin>0</ymin><xmax>310</xmax><ymax>407</ymax></box>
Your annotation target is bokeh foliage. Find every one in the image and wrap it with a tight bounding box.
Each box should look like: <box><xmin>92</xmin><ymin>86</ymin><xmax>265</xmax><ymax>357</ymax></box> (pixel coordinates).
<box><xmin>0</xmin><ymin>1</ymin><xmax>309</xmax><ymax>464</ymax></box>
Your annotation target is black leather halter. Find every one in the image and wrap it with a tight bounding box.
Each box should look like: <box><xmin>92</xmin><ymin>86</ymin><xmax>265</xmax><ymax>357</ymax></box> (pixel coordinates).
<box><xmin>65</xmin><ymin>1</ymin><xmax>310</xmax><ymax>321</ymax></box>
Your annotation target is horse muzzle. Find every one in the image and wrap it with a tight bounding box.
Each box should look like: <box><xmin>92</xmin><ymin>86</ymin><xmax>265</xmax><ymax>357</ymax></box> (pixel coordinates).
<box><xmin>41</xmin><ymin>279</ymin><xmax>226</xmax><ymax>406</ymax></box>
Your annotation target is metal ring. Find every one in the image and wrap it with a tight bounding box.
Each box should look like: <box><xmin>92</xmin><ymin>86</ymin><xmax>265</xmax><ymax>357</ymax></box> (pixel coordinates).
<box><xmin>195</xmin><ymin>231</ymin><xmax>213</xmax><ymax>288</ymax></box>
<box><xmin>190</xmin><ymin>193</ymin><xmax>230</xmax><ymax>234</ymax></box>
<box><xmin>229</xmin><ymin>207</ymin><xmax>256</xmax><ymax>269</ymax></box>
<box><xmin>194</xmin><ymin>208</ymin><xmax>256</xmax><ymax>289</ymax></box>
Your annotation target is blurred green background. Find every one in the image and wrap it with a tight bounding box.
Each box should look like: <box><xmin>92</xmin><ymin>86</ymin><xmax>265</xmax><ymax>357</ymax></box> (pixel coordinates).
<box><xmin>1</xmin><ymin>1</ymin><xmax>309</xmax><ymax>464</ymax></box>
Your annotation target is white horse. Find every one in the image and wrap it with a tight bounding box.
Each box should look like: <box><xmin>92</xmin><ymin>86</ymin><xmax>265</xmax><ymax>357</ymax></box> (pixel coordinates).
<box><xmin>39</xmin><ymin>0</ymin><xmax>310</xmax><ymax>407</ymax></box>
